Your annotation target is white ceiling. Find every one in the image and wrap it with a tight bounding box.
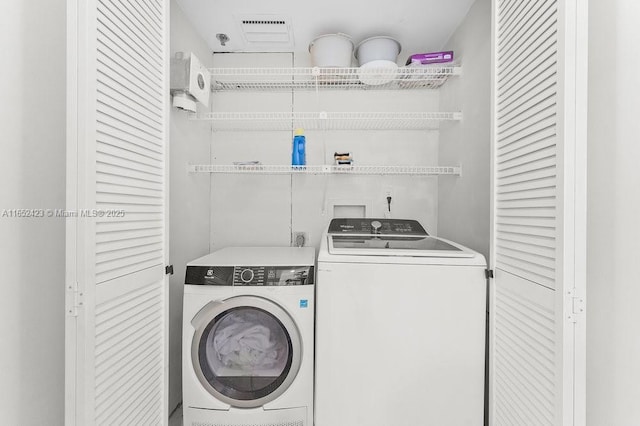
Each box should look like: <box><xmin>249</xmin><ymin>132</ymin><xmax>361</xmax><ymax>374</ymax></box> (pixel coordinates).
<box><xmin>175</xmin><ymin>0</ymin><xmax>477</xmax><ymax>64</ymax></box>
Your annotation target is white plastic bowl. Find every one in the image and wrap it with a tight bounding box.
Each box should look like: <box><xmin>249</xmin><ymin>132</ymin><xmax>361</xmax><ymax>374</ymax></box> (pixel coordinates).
<box><xmin>357</xmin><ymin>60</ymin><xmax>398</xmax><ymax>85</ymax></box>
<box><xmin>308</xmin><ymin>33</ymin><xmax>354</xmax><ymax>68</ymax></box>
<box><xmin>355</xmin><ymin>36</ymin><xmax>402</xmax><ymax>66</ymax></box>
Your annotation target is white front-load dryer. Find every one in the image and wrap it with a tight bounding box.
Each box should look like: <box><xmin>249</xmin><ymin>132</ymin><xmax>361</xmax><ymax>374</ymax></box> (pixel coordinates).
<box><xmin>183</xmin><ymin>247</ymin><xmax>315</xmax><ymax>426</ymax></box>
<box><xmin>315</xmin><ymin>218</ymin><xmax>487</xmax><ymax>426</ymax></box>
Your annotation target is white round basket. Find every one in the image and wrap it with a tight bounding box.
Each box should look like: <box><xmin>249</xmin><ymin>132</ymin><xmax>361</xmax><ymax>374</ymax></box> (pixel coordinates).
<box><xmin>355</xmin><ymin>36</ymin><xmax>402</xmax><ymax>67</ymax></box>
<box><xmin>309</xmin><ymin>33</ymin><xmax>354</xmax><ymax>67</ymax></box>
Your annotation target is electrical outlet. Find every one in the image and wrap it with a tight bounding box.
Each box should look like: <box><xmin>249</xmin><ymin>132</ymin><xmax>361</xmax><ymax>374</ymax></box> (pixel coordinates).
<box><xmin>293</xmin><ymin>231</ymin><xmax>308</xmax><ymax>247</ymax></box>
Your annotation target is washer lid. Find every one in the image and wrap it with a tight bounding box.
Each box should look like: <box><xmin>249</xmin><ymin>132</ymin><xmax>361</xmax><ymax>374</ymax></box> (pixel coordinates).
<box><xmin>327</xmin><ymin>218</ymin><xmax>475</xmax><ymax>258</ymax></box>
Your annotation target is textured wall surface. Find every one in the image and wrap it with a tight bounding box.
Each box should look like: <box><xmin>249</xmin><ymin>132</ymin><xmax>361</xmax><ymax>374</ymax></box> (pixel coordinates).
<box><xmin>0</xmin><ymin>1</ymin><xmax>66</xmax><ymax>424</ymax></box>
<box><xmin>587</xmin><ymin>1</ymin><xmax>640</xmax><ymax>424</ymax></box>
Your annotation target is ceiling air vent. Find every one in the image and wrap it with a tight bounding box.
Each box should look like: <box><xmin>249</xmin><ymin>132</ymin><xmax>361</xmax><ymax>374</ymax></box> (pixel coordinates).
<box><xmin>242</xmin><ymin>20</ymin><xmax>286</xmax><ymax>25</ymax></box>
<box><xmin>236</xmin><ymin>15</ymin><xmax>294</xmax><ymax>50</ymax></box>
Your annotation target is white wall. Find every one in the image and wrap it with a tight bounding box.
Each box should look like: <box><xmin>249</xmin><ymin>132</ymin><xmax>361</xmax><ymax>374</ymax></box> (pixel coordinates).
<box><xmin>208</xmin><ymin>52</ymin><xmax>441</xmax><ymax>252</ymax></box>
<box><xmin>437</xmin><ymin>0</ymin><xmax>491</xmax><ymax>261</ymax></box>
<box><xmin>436</xmin><ymin>3</ymin><xmax>490</xmax><ymax>423</ymax></box>
<box><xmin>209</xmin><ymin>53</ymin><xmax>294</xmax><ymax>251</ymax></box>
<box><xmin>587</xmin><ymin>1</ymin><xmax>640</xmax><ymax>424</ymax></box>
<box><xmin>169</xmin><ymin>0</ymin><xmax>213</xmax><ymax>413</ymax></box>
<box><xmin>291</xmin><ymin>55</ymin><xmax>441</xmax><ymax>246</ymax></box>
<box><xmin>0</xmin><ymin>1</ymin><xmax>66</xmax><ymax>425</ymax></box>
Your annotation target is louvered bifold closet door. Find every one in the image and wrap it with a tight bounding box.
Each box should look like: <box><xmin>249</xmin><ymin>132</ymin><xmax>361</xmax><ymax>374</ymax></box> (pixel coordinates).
<box><xmin>490</xmin><ymin>0</ymin><xmax>586</xmax><ymax>425</ymax></box>
<box><xmin>66</xmin><ymin>0</ymin><xmax>169</xmax><ymax>425</ymax></box>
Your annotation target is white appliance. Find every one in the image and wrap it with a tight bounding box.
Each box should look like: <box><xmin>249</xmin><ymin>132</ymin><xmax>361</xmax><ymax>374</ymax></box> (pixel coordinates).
<box><xmin>170</xmin><ymin>51</ymin><xmax>211</xmax><ymax>112</ymax></box>
<box><xmin>315</xmin><ymin>218</ymin><xmax>487</xmax><ymax>426</ymax></box>
<box><xmin>183</xmin><ymin>247</ymin><xmax>315</xmax><ymax>426</ymax></box>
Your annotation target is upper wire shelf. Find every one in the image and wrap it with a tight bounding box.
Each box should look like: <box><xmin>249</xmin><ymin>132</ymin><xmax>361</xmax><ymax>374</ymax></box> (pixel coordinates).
<box><xmin>209</xmin><ymin>65</ymin><xmax>462</xmax><ymax>92</ymax></box>
<box><xmin>189</xmin><ymin>111</ymin><xmax>463</xmax><ymax>131</ymax></box>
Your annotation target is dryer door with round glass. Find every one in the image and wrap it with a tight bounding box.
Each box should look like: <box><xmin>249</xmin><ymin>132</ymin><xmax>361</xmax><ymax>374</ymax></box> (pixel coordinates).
<box><xmin>191</xmin><ymin>296</ymin><xmax>302</xmax><ymax>408</ymax></box>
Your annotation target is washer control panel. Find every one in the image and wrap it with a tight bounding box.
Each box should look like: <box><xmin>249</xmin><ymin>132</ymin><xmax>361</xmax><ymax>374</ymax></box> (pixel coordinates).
<box><xmin>185</xmin><ymin>265</ymin><xmax>314</xmax><ymax>286</ymax></box>
<box><xmin>328</xmin><ymin>218</ymin><xmax>428</xmax><ymax>236</ymax></box>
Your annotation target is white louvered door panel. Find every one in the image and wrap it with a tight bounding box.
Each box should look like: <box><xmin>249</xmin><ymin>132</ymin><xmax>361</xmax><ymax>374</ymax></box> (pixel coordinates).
<box><xmin>66</xmin><ymin>0</ymin><xmax>169</xmax><ymax>425</ymax></box>
<box><xmin>490</xmin><ymin>0</ymin><xmax>587</xmax><ymax>425</ymax></box>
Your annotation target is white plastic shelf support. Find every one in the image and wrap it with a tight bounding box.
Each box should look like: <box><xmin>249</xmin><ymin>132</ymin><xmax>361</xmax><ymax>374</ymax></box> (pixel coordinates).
<box><xmin>188</xmin><ymin>164</ymin><xmax>462</xmax><ymax>176</ymax></box>
<box><xmin>209</xmin><ymin>65</ymin><xmax>462</xmax><ymax>92</ymax></box>
<box><xmin>189</xmin><ymin>111</ymin><xmax>463</xmax><ymax>131</ymax></box>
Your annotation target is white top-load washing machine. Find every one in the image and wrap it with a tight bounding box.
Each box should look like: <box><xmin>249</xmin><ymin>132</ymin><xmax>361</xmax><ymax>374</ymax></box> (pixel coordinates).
<box><xmin>183</xmin><ymin>247</ymin><xmax>315</xmax><ymax>426</ymax></box>
<box><xmin>315</xmin><ymin>218</ymin><xmax>487</xmax><ymax>426</ymax></box>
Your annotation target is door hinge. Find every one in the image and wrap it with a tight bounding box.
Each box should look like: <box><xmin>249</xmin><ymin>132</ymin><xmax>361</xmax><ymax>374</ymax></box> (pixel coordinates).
<box><xmin>566</xmin><ymin>288</ymin><xmax>585</xmax><ymax>323</ymax></box>
<box><xmin>65</xmin><ymin>282</ymin><xmax>83</xmax><ymax>317</ymax></box>
<box><xmin>485</xmin><ymin>269</ymin><xmax>494</xmax><ymax>279</ymax></box>
<box><xmin>165</xmin><ymin>264</ymin><xmax>174</xmax><ymax>275</ymax></box>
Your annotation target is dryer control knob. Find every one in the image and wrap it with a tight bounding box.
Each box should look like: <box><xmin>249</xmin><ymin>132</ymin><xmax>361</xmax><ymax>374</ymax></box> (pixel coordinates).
<box><xmin>371</xmin><ymin>220</ymin><xmax>383</xmax><ymax>233</ymax></box>
<box><xmin>240</xmin><ymin>268</ymin><xmax>254</xmax><ymax>283</ymax></box>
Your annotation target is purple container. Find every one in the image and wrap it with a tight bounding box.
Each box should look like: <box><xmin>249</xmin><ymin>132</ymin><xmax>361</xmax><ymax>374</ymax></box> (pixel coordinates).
<box><xmin>405</xmin><ymin>51</ymin><xmax>454</xmax><ymax>65</ymax></box>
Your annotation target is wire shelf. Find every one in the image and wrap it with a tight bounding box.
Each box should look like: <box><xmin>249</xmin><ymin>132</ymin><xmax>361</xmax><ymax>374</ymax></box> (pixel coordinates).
<box><xmin>188</xmin><ymin>164</ymin><xmax>462</xmax><ymax>176</ymax></box>
<box><xmin>209</xmin><ymin>65</ymin><xmax>462</xmax><ymax>92</ymax></box>
<box><xmin>189</xmin><ymin>111</ymin><xmax>463</xmax><ymax>131</ymax></box>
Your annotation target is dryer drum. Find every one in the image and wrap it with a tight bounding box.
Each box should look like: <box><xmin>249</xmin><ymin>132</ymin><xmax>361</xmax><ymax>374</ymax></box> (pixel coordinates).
<box><xmin>191</xmin><ymin>296</ymin><xmax>303</xmax><ymax>408</ymax></box>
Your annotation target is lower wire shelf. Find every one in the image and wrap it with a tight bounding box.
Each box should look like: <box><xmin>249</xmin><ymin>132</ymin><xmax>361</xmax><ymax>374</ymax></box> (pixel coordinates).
<box><xmin>188</xmin><ymin>164</ymin><xmax>462</xmax><ymax>176</ymax></box>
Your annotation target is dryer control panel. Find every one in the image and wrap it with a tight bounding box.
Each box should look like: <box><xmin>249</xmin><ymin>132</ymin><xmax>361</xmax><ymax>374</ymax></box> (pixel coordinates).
<box><xmin>185</xmin><ymin>265</ymin><xmax>314</xmax><ymax>286</ymax></box>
